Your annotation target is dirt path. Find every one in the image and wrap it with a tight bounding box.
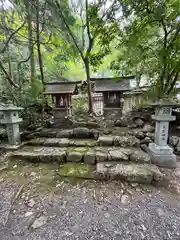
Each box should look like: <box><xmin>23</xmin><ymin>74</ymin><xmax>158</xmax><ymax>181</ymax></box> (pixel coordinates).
<box><xmin>0</xmin><ymin>157</ymin><xmax>180</xmax><ymax>239</ymax></box>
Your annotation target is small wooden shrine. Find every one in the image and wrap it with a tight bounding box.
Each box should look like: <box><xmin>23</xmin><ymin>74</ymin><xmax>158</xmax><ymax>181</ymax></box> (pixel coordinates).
<box><xmin>94</xmin><ymin>76</ymin><xmax>137</xmax><ymax>116</ymax></box>
<box><xmin>44</xmin><ymin>81</ymin><xmax>80</xmax><ymax>120</ymax></box>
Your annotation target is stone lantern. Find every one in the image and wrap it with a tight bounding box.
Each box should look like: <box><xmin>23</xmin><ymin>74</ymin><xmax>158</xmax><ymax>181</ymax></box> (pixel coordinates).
<box><xmin>148</xmin><ymin>98</ymin><xmax>179</xmax><ymax>168</ymax></box>
<box><xmin>0</xmin><ymin>103</ymin><xmax>23</xmax><ymax>146</ymax></box>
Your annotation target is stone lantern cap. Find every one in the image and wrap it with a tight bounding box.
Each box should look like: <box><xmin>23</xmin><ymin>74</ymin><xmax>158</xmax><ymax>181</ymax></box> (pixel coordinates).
<box><xmin>0</xmin><ymin>103</ymin><xmax>23</xmax><ymax>111</ymax></box>
<box><xmin>150</xmin><ymin>97</ymin><xmax>180</xmax><ymax>108</ymax></box>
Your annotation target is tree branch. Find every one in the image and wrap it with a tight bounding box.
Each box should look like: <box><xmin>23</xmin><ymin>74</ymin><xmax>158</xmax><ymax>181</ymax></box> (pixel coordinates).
<box><xmin>54</xmin><ymin>0</ymin><xmax>85</xmax><ymax>61</ymax></box>
<box><xmin>0</xmin><ymin>60</ymin><xmax>19</xmax><ymax>88</ymax></box>
<box><xmin>1</xmin><ymin>21</ymin><xmax>26</xmax><ymax>54</ymax></box>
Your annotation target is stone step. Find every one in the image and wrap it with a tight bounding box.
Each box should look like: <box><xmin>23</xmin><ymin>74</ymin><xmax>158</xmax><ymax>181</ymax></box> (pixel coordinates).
<box><xmin>37</xmin><ymin>127</ymin><xmax>99</xmax><ymax>139</ymax></box>
<box><xmin>96</xmin><ymin>162</ymin><xmax>163</xmax><ymax>184</ymax></box>
<box><xmin>58</xmin><ymin>162</ymin><xmax>163</xmax><ymax>185</ymax></box>
<box><xmin>97</xmin><ymin>135</ymin><xmax>140</xmax><ymax>147</ymax></box>
<box><xmin>28</xmin><ymin>138</ymin><xmax>96</xmax><ymax>147</ymax></box>
<box><xmin>11</xmin><ymin>146</ymin><xmax>151</xmax><ymax>165</ymax></box>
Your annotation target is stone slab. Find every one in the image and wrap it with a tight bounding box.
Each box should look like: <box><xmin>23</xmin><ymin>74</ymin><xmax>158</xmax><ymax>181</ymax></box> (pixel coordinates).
<box><xmin>28</xmin><ymin>138</ymin><xmax>70</xmax><ymax>147</ymax></box>
<box><xmin>28</xmin><ymin>138</ymin><xmax>96</xmax><ymax>148</ymax></box>
<box><xmin>12</xmin><ymin>146</ymin><xmax>67</xmax><ymax>162</ymax></box>
<box><xmin>0</xmin><ymin>142</ymin><xmax>26</xmax><ymax>150</ymax></box>
<box><xmin>96</xmin><ymin>162</ymin><xmax>163</xmax><ymax>184</ymax></box>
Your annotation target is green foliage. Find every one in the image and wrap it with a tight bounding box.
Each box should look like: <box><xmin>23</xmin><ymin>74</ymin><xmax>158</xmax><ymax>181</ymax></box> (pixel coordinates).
<box><xmin>72</xmin><ymin>95</ymin><xmax>88</xmax><ymax>115</ymax></box>
<box><xmin>111</xmin><ymin>0</ymin><xmax>180</xmax><ymax>96</ymax></box>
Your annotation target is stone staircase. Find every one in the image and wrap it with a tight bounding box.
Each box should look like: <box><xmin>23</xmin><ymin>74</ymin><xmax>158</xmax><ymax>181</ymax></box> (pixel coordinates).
<box><xmin>11</xmin><ymin>127</ymin><xmax>163</xmax><ymax>185</ymax></box>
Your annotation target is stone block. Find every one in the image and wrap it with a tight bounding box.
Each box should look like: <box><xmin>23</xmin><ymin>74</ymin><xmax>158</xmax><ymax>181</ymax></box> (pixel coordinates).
<box><xmin>57</xmin><ymin>130</ymin><xmax>72</xmax><ymax>138</ymax></box>
<box><xmin>97</xmin><ymin>136</ymin><xmax>113</xmax><ymax>146</ymax></box>
<box><xmin>114</xmin><ymin>136</ymin><xmax>139</xmax><ymax>147</ymax></box>
<box><xmin>67</xmin><ymin>152</ymin><xmax>83</xmax><ymax>162</ymax></box>
<box><xmin>109</xmin><ymin>150</ymin><xmax>129</xmax><ymax>161</ymax></box>
<box><xmin>96</xmin><ymin>151</ymin><xmax>108</xmax><ymax>162</ymax></box>
<box><xmin>96</xmin><ymin>162</ymin><xmax>163</xmax><ymax>184</ymax></box>
<box><xmin>130</xmin><ymin>150</ymin><xmax>151</xmax><ymax>163</ymax></box>
<box><xmin>84</xmin><ymin>151</ymin><xmax>96</xmax><ymax>164</ymax></box>
<box><xmin>73</xmin><ymin>127</ymin><xmax>90</xmax><ymax>138</ymax></box>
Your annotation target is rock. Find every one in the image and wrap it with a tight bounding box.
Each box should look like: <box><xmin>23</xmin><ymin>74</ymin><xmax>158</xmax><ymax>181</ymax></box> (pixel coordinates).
<box><xmin>131</xmin><ymin>183</ymin><xmax>138</xmax><ymax>187</ymax></box>
<box><xmin>57</xmin><ymin>130</ymin><xmax>72</xmax><ymax>138</ymax></box>
<box><xmin>25</xmin><ymin>211</ymin><xmax>33</xmax><ymax>217</ymax></box>
<box><xmin>135</xmin><ymin>131</ymin><xmax>145</xmax><ymax>140</ymax></box>
<box><xmin>27</xmin><ymin>199</ymin><xmax>35</xmax><ymax>208</ymax></box>
<box><xmin>97</xmin><ymin>136</ymin><xmax>113</xmax><ymax>146</ymax></box>
<box><xmin>59</xmin><ymin>163</ymin><xmax>94</xmax><ymax>178</ymax></box>
<box><xmin>109</xmin><ymin>150</ymin><xmax>129</xmax><ymax>161</ymax></box>
<box><xmin>114</xmin><ymin>136</ymin><xmax>140</xmax><ymax>147</ymax></box>
<box><xmin>146</xmin><ymin>132</ymin><xmax>155</xmax><ymax>140</ymax></box>
<box><xmin>67</xmin><ymin>151</ymin><xmax>83</xmax><ymax>162</ymax></box>
<box><xmin>86</xmin><ymin>121</ymin><xmax>99</xmax><ymax>129</ymax></box>
<box><xmin>134</xmin><ymin>118</ymin><xmax>144</xmax><ymax>127</ymax></box>
<box><xmin>103</xmin><ymin>129</ymin><xmax>112</xmax><ymax>135</ymax></box>
<box><xmin>96</xmin><ymin>151</ymin><xmax>108</xmax><ymax>162</ymax></box>
<box><xmin>140</xmin><ymin>137</ymin><xmax>152</xmax><ymax>145</ymax></box>
<box><xmin>90</xmin><ymin>129</ymin><xmax>99</xmax><ymax>140</ymax></box>
<box><xmin>84</xmin><ymin>151</ymin><xmax>96</xmax><ymax>164</ymax></box>
<box><xmin>39</xmin><ymin>129</ymin><xmax>57</xmax><ymax>138</ymax></box>
<box><xmin>169</xmin><ymin>136</ymin><xmax>179</xmax><ymax>147</ymax></box>
<box><xmin>55</xmin><ymin>151</ymin><xmax>66</xmax><ymax>163</ymax></box>
<box><xmin>120</xmin><ymin>194</ymin><xmax>129</xmax><ymax>204</ymax></box>
<box><xmin>130</xmin><ymin>150</ymin><xmax>151</xmax><ymax>163</ymax></box>
<box><xmin>0</xmin><ymin>128</ymin><xmax>7</xmax><ymax>138</ymax></box>
<box><xmin>176</xmin><ymin>140</ymin><xmax>180</xmax><ymax>154</ymax></box>
<box><xmin>73</xmin><ymin>127</ymin><xmax>90</xmax><ymax>138</ymax></box>
<box><xmin>32</xmin><ymin>216</ymin><xmax>48</xmax><ymax>229</ymax></box>
<box><xmin>115</xmin><ymin>117</ymin><xmax>128</xmax><ymax>127</ymax></box>
<box><xmin>142</xmin><ymin>124</ymin><xmax>154</xmax><ymax>133</ymax></box>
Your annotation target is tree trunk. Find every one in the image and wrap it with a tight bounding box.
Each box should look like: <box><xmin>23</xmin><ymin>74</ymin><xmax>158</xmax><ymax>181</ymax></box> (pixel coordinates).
<box><xmin>84</xmin><ymin>57</ymin><xmax>93</xmax><ymax>113</ymax></box>
<box><xmin>36</xmin><ymin>0</ymin><xmax>44</xmax><ymax>86</ymax></box>
<box><xmin>25</xmin><ymin>0</ymin><xmax>36</xmax><ymax>82</ymax></box>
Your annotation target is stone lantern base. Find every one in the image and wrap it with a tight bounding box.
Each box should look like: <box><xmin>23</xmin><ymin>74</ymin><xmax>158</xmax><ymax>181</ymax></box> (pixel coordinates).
<box><xmin>147</xmin><ymin>143</ymin><xmax>176</xmax><ymax>169</ymax></box>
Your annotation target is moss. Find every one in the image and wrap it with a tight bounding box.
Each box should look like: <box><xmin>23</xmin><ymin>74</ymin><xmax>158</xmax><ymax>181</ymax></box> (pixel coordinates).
<box><xmin>59</xmin><ymin>163</ymin><xmax>94</xmax><ymax>179</ymax></box>
<box><xmin>5</xmin><ymin>158</ymin><xmax>60</xmax><ymax>190</ymax></box>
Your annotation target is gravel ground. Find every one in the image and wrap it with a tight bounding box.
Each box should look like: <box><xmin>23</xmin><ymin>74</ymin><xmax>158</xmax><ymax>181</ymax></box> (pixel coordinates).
<box><xmin>0</xmin><ymin>157</ymin><xmax>180</xmax><ymax>239</ymax></box>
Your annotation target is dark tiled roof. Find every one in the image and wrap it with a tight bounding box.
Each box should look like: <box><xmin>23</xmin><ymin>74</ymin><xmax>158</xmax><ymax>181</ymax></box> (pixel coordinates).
<box><xmin>44</xmin><ymin>81</ymin><xmax>79</xmax><ymax>94</ymax></box>
<box><xmin>94</xmin><ymin>76</ymin><xmax>137</xmax><ymax>92</ymax></box>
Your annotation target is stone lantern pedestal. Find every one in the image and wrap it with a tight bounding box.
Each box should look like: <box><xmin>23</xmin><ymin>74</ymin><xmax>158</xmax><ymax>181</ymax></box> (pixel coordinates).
<box><xmin>0</xmin><ymin>104</ymin><xmax>23</xmax><ymax>148</ymax></box>
<box><xmin>147</xmin><ymin>98</ymin><xmax>179</xmax><ymax>168</ymax></box>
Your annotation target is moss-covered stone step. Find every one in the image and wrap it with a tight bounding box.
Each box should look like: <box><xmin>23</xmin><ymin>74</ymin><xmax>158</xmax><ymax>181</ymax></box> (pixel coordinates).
<box><xmin>12</xmin><ymin>146</ymin><xmax>152</xmax><ymax>165</ymax></box>
<box><xmin>97</xmin><ymin>135</ymin><xmax>140</xmax><ymax>147</ymax></box>
<box><xmin>59</xmin><ymin>163</ymin><xmax>95</xmax><ymax>179</ymax></box>
<box><xmin>28</xmin><ymin>138</ymin><xmax>96</xmax><ymax>147</ymax></box>
<box><xmin>96</xmin><ymin>162</ymin><xmax>163</xmax><ymax>184</ymax></box>
<box><xmin>58</xmin><ymin>162</ymin><xmax>163</xmax><ymax>185</ymax></box>
<box><xmin>37</xmin><ymin>127</ymin><xmax>99</xmax><ymax>139</ymax></box>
